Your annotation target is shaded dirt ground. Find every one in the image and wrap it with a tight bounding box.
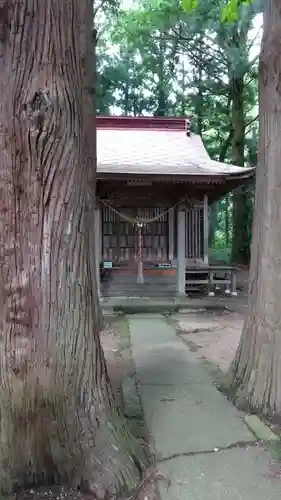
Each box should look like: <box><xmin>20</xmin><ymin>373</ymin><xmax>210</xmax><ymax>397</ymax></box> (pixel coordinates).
<box><xmin>176</xmin><ymin>266</ymin><xmax>249</xmax><ymax>373</ymax></box>
<box><xmin>176</xmin><ymin>309</ymin><xmax>245</xmax><ymax>373</ymax></box>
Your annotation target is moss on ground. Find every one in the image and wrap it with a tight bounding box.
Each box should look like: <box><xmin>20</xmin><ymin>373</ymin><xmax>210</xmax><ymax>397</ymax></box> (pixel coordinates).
<box><xmin>103</xmin><ymin>314</ymin><xmax>147</xmax><ymax>433</ymax></box>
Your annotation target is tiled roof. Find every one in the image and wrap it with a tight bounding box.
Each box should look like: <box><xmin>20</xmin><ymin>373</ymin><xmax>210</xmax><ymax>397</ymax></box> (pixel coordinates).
<box><xmin>96</xmin><ymin>117</ymin><xmax>255</xmax><ymax>180</ymax></box>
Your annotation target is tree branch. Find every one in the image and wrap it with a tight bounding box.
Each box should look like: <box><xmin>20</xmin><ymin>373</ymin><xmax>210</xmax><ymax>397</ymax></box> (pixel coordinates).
<box><xmin>245</xmin><ymin>114</ymin><xmax>259</xmax><ymax>130</ymax></box>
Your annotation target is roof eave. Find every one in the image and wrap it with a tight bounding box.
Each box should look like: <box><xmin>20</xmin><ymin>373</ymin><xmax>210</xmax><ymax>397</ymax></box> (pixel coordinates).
<box><xmin>96</xmin><ymin>168</ymin><xmax>256</xmax><ymax>183</ymax></box>
<box><xmin>223</xmin><ymin>167</ymin><xmax>256</xmax><ymax>181</ymax></box>
<box><xmin>96</xmin><ymin>171</ymin><xmax>226</xmax><ymax>183</ymax></box>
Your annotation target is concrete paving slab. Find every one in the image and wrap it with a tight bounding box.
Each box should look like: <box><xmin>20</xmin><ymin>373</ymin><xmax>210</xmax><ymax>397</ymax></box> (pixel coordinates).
<box><xmin>127</xmin><ymin>314</ymin><xmax>281</xmax><ymax>500</ymax></box>
<box><xmin>102</xmin><ymin>297</ymin><xmax>242</xmax><ymax>313</ymax></box>
<box><xmin>128</xmin><ymin>315</ymin><xmax>255</xmax><ymax>458</ymax></box>
<box><xmin>129</xmin><ymin>315</ymin><xmax>210</xmax><ymax>385</ymax></box>
<box><xmin>139</xmin><ymin>384</ymin><xmax>255</xmax><ymax>458</ymax></box>
<box><xmin>132</xmin><ymin>343</ymin><xmax>209</xmax><ymax>386</ymax></box>
<box><xmin>129</xmin><ymin>315</ymin><xmax>176</xmax><ymax>346</ymax></box>
<box><xmin>158</xmin><ymin>447</ymin><xmax>281</xmax><ymax>500</ymax></box>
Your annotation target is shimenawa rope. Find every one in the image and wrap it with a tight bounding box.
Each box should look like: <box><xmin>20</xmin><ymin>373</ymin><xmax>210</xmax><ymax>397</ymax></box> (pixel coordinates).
<box><xmin>97</xmin><ymin>196</ymin><xmax>198</xmax><ymax>283</ymax></box>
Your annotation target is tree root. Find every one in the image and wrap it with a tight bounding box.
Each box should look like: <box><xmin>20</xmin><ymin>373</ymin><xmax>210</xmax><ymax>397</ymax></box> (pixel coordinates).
<box><xmin>126</xmin><ymin>468</ymin><xmax>171</xmax><ymax>500</ymax></box>
<box><xmin>81</xmin><ymin>407</ymin><xmax>149</xmax><ymax>499</ymax></box>
<box><xmin>0</xmin><ymin>367</ymin><xmax>149</xmax><ymax>498</ymax></box>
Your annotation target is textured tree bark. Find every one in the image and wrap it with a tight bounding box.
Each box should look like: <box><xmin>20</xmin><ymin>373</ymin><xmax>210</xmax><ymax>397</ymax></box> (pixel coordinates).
<box><xmin>155</xmin><ymin>37</ymin><xmax>167</xmax><ymax>117</ymax></box>
<box><xmin>0</xmin><ymin>0</ymin><xmax>144</xmax><ymax>494</ymax></box>
<box><xmin>208</xmin><ymin>203</ymin><xmax>217</xmax><ymax>248</ymax></box>
<box><xmin>231</xmin><ymin>187</ymin><xmax>250</xmax><ymax>264</ymax></box>
<box><xmin>225</xmin><ymin>0</ymin><xmax>281</xmax><ymax>419</ymax></box>
<box><xmin>230</xmin><ymin>75</ymin><xmax>250</xmax><ymax>265</ymax></box>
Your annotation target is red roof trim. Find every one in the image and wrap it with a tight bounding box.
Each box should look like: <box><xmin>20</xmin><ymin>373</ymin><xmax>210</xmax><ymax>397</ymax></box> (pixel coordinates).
<box><xmin>96</xmin><ymin>116</ymin><xmax>192</xmax><ymax>131</ymax></box>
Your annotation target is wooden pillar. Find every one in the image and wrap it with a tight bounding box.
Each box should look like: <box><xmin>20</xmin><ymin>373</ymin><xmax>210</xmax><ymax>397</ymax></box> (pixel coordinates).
<box><xmin>168</xmin><ymin>207</ymin><xmax>175</xmax><ymax>261</ymax></box>
<box><xmin>177</xmin><ymin>207</ymin><xmax>186</xmax><ymax>296</ymax></box>
<box><xmin>203</xmin><ymin>195</ymin><xmax>209</xmax><ymax>264</ymax></box>
<box><xmin>94</xmin><ymin>205</ymin><xmax>101</xmax><ymax>297</ymax></box>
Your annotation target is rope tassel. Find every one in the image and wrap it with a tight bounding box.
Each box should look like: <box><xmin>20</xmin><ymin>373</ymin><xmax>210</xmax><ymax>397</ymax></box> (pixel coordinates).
<box><xmin>137</xmin><ymin>261</ymin><xmax>144</xmax><ymax>284</ymax></box>
<box><xmin>136</xmin><ymin>223</ymin><xmax>144</xmax><ymax>284</ymax></box>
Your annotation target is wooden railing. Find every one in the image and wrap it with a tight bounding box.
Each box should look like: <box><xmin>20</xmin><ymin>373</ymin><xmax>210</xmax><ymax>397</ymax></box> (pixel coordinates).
<box><xmin>186</xmin><ymin>265</ymin><xmax>237</xmax><ymax>296</ymax></box>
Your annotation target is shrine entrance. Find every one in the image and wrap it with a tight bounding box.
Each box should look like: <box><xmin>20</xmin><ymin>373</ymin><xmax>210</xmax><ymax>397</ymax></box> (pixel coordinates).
<box><xmin>100</xmin><ymin>203</ymin><xmax>177</xmax><ymax>297</ymax></box>
<box><xmin>101</xmin><ymin>205</ymin><xmax>170</xmax><ymax>266</ymax></box>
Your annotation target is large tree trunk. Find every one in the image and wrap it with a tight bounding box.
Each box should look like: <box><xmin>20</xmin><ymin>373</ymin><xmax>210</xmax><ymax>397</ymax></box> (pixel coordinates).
<box><xmin>224</xmin><ymin>0</ymin><xmax>281</xmax><ymax>418</ymax></box>
<box><xmin>0</xmin><ymin>0</ymin><xmax>145</xmax><ymax>494</ymax></box>
<box><xmin>207</xmin><ymin>129</ymin><xmax>234</xmax><ymax>250</ymax></box>
<box><xmin>91</xmin><ymin>24</ymin><xmax>104</xmax><ymax>332</ymax></box>
<box><xmin>208</xmin><ymin>203</ymin><xmax>217</xmax><ymax>248</ymax></box>
<box><xmin>230</xmin><ymin>75</ymin><xmax>250</xmax><ymax>265</ymax></box>
<box><xmin>155</xmin><ymin>37</ymin><xmax>167</xmax><ymax>117</ymax></box>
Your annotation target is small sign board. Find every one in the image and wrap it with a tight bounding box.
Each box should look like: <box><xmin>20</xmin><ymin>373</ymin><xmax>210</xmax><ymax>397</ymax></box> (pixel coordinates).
<box><xmin>103</xmin><ymin>261</ymin><xmax>113</xmax><ymax>269</ymax></box>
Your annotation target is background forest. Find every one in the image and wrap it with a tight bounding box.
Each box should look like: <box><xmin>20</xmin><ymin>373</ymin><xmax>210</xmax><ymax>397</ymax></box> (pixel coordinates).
<box><xmin>95</xmin><ymin>0</ymin><xmax>262</xmax><ymax>265</ymax></box>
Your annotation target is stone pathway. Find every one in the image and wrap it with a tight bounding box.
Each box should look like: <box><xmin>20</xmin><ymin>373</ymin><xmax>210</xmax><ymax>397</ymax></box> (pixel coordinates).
<box><xmin>127</xmin><ymin>314</ymin><xmax>281</xmax><ymax>500</ymax></box>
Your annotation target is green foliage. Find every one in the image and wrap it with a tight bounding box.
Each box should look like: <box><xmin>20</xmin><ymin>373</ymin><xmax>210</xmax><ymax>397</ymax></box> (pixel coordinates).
<box><xmin>182</xmin><ymin>0</ymin><xmax>198</xmax><ymax>11</ymax></box>
<box><xmin>181</xmin><ymin>0</ymin><xmax>254</xmax><ymax>22</ymax></box>
<box><xmin>221</xmin><ymin>0</ymin><xmax>253</xmax><ymax>22</ymax></box>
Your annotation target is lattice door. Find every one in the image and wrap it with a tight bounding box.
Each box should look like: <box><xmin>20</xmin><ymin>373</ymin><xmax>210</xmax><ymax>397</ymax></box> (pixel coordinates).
<box><xmin>138</xmin><ymin>208</ymin><xmax>168</xmax><ymax>261</ymax></box>
<box><xmin>102</xmin><ymin>206</ymin><xmax>169</xmax><ymax>263</ymax></box>
<box><xmin>185</xmin><ymin>206</ymin><xmax>204</xmax><ymax>260</ymax></box>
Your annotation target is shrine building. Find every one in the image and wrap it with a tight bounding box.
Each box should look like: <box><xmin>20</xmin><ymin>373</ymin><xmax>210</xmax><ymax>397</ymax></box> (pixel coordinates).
<box><xmin>94</xmin><ymin>116</ymin><xmax>254</xmax><ymax>298</ymax></box>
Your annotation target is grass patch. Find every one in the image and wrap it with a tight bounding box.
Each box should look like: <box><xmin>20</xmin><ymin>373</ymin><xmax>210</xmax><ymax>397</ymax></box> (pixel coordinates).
<box><xmin>104</xmin><ymin>315</ymin><xmax>152</xmax><ymax>464</ymax></box>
